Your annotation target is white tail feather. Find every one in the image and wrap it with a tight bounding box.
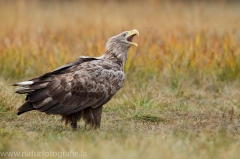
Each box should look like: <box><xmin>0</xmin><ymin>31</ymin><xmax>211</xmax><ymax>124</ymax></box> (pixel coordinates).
<box><xmin>15</xmin><ymin>87</ymin><xmax>34</xmax><ymax>93</ymax></box>
<box><xmin>15</xmin><ymin>87</ymin><xmax>30</xmax><ymax>91</ymax></box>
<box><xmin>16</xmin><ymin>81</ymin><xmax>34</xmax><ymax>86</ymax></box>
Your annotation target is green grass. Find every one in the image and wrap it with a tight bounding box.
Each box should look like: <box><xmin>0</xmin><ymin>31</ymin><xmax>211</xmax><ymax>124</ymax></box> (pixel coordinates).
<box><xmin>1</xmin><ymin>77</ymin><xmax>240</xmax><ymax>159</ymax></box>
<box><xmin>1</xmin><ymin>1</ymin><xmax>240</xmax><ymax>159</ymax></box>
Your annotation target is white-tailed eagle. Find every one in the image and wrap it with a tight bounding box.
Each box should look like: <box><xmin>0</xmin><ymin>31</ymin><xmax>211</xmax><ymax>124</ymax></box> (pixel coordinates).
<box><xmin>13</xmin><ymin>29</ymin><xmax>139</xmax><ymax>130</ymax></box>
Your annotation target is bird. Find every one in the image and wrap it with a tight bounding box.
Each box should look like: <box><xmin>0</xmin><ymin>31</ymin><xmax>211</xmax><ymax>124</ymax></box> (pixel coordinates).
<box><xmin>13</xmin><ymin>29</ymin><xmax>139</xmax><ymax>130</ymax></box>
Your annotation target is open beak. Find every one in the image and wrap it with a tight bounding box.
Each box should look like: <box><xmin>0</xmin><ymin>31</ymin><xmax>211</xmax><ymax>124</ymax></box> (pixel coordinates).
<box><xmin>126</xmin><ymin>29</ymin><xmax>139</xmax><ymax>46</ymax></box>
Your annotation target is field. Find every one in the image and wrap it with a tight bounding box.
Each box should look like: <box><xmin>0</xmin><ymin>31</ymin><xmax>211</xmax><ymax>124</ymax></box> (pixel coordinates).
<box><xmin>1</xmin><ymin>0</ymin><xmax>240</xmax><ymax>158</ymax></box>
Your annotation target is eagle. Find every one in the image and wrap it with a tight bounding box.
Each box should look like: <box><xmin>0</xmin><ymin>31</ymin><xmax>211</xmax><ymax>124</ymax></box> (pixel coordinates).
<box><xmin>13</xmin><ymin>29</ymin><xmax>139</xmax><ymax>130</ymax></box>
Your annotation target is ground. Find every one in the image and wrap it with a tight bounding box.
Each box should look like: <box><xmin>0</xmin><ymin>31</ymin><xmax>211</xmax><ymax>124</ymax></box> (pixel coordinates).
<box><xmin>0</xmin><ymin>1</ymin><xmax>240</xmax><ymax>159</ymax></box>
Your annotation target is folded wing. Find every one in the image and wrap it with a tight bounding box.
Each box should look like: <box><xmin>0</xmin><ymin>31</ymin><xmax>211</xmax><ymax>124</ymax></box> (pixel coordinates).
<box><xmin>14</xmin><ymin>58</ymin><xmax>125</xmax><ymax>116</ymax></box>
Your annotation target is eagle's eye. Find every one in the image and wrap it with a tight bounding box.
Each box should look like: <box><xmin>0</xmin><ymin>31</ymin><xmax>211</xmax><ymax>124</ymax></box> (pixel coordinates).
<box><xmin>122</xmin><ymin>33</ymin><xmax>126</xmax><ymax>37</ymax></box>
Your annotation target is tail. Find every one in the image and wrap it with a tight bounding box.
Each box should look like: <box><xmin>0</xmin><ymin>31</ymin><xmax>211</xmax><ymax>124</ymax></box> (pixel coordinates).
<box><xmin>13</xmin><ymin>81</ymin><xmax>34</xmax><ymax>94</ymax></box>
<box><xmin>17</xmin><ymin>101</ymin><xmax>35</xmax><ymax>115</ymax></box>
<box><xmin>13</xmin><ymin>80</ymin><xmax>48</xmax><ymax>115</ymax></box>
<box><xmin>13</xmin><ymin>79</ymin><xmax>49</xmax><ymax>93</ymax></box>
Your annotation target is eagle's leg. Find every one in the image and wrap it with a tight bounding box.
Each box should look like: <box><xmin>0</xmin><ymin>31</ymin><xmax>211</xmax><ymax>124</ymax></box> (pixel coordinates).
<box><xmin>92</xmin><ymin>105</ymin><xmax>103</xmax><ymax>129</ymax></box>
<box><xmin>82</xmin><ymin>108</ymin><xmax>95</xmax><ymax>128</ymax></box>
<box><xmin>82</xmin><ymin>106</ymin><xmax>103</xmax><ymax>129</ymax></box>
<box><xmin>71</xmin><ymin>122</ymin><xmax>77</xmax><ymax>130</ymax></box>
<box><xmin>89</xmin><ymin>108</ymin><xmax>96</xmax><ymax>127</ymax></box>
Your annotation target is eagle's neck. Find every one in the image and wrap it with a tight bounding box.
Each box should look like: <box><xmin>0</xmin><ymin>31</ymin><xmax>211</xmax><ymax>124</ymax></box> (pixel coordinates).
<box><xmin>102</xmin><ymin>48</ymin><xmax>129</xmax><ymax>68</ymax></box>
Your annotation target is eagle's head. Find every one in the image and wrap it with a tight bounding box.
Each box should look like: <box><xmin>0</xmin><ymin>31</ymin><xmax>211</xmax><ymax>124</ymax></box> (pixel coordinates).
<box><xmin>105</xmin><ymin>29</ymin><xmax>139</xmax><ymax>51</ymax></box>
<box><xmin>104</xmin><ymin>29</ymin><xmax>139</xmax><ymax>65</ymax></box>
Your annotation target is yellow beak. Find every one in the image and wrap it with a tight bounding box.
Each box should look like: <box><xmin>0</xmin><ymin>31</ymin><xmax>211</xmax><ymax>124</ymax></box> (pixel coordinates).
<box><xmin>127</xmin><ymin>29</ymin><xmax>139</xmax><ymax>46</ymax></box>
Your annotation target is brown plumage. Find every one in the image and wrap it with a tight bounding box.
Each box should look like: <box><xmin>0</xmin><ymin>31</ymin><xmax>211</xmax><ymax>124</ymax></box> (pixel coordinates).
<box><xmin>13</xmin><ymin>29</ymin><xmax>139</xmax><ymax>130</ymax></box>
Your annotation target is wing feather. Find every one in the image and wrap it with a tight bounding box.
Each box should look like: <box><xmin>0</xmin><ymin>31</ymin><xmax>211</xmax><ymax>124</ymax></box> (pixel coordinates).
<box><xmin>52</xmin><ymin>90</ymin><xmax>69</xmax><ymax>103</ymax></box>
<box><xmin>33</xmin><ymin>97</ymin><xmax>53</xmax><ymax>108</ymax></box>
<box><xmin>28</xmin><ymin>89</ymin><xmax>49</xmax><ymax>102</ymax></box>
<box><xmin>47</xmin><ymin>80</ymin><xmax>64</xmax><ymax>96</ymax></box>
<box><xmin>44</xmin><ymin>104</ymin><xmax>71</xmax><ymax>114</ymax></box>
<box><xmin>36</xmin><ymin>100</ymin><xmax>59</xmax><ymax>112</ymax></box>
<box><xmin>16</xmin><ymin>58</ymin><xmax>125</xmax><ymax>116</ymax></box>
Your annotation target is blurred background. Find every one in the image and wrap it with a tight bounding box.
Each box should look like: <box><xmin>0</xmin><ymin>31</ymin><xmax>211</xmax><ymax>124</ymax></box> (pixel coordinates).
<box><xmin>0</xmin><ymin>0</ymin><xmax>240</xmax><ymax>84</ymax></box>
<box><xmin>1</xmin><ymin>1</ymin><xmax>240</xmax><ymax>158</ymax></box>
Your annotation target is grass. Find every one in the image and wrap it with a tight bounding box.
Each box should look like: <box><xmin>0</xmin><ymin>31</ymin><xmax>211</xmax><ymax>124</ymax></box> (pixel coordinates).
<box><xmin>1</xmin><ymin>0</ymin><xmax>240</xmax><ymax>159</ymax></box>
